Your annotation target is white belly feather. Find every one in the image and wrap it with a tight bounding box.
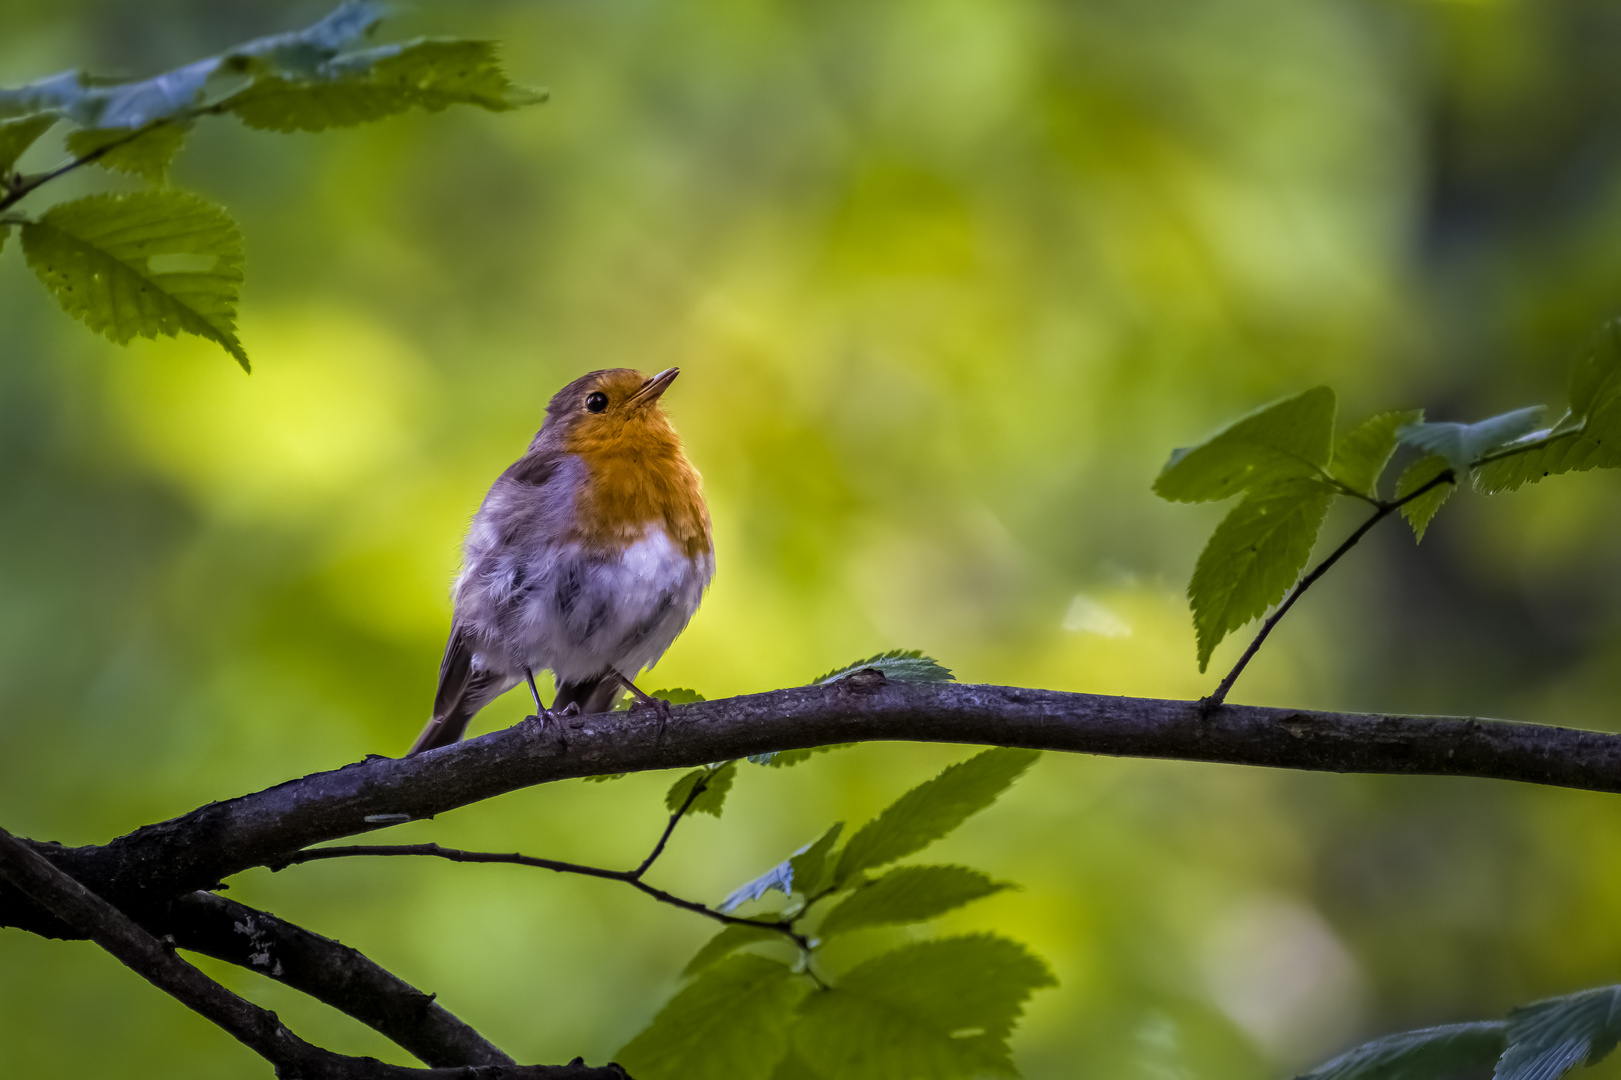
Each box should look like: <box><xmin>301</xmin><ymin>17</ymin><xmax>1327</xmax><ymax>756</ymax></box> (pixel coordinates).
<box><xmin>456</xmin><ymin>524</ymin><xmax>712</xmax><ymax>686</ymax></box>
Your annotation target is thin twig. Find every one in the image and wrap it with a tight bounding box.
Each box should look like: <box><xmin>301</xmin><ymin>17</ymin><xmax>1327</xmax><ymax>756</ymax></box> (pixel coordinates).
<box><xmin>632</xmin><ymin>767</ymin><xmax>711</xmax><ymax>879</ymax></box>
<box><xmin>1204</xmin><ymin>468</ymin><xmax>1456</xmax><ymax>709</ymax></box>
<box><xmin>0</xmin><ymin>122</ymin><xmax>158</xmax><ymax>213</ymax></box>
<box><xmin>282</xmin><ymin>842</ymin><xmax>809</xmax><ymax>948</ymax></box>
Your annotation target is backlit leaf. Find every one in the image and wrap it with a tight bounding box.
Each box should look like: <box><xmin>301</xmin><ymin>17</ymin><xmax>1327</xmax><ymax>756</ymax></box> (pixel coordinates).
<box><xmin>1154</xmin><ymin>387</ymin><xmax>1337</xmax><ymax>503</ymax></box>
<box><xmin>835</xmin><ymin>748</ymin><xmax>1039</xmax><ymax>885</ymax></box>
<box><xmin>721</xmin><ymin>858</ymin><xmax>795</xmax><ymax>914</ymax></box>
<box><xmin>1295</xmin><ymin>1022</ymin><xmax>1505</xmax><ymax>1080</ymax></box>
<box><xmin>788</xmin><ymin>823</ymin><xmax>844</xmax><ymax>899</ymax></box>
<box><xmin>1475</xmin><ymin>325</ymin><xmax>1621</xmax><ymax>493</ymax></box>
<box><xmin>224</xmin><ymin>39</ymin><xmax>543</xmax><ymax>133</ymax></box>
<box><xmin>682</xmin><ymin>922</ymin><xmax>784</xmax><ymax>978</ymax></box>
<box><xmin>1331</xmin><ymin>410</ymin><xmax>1422</xmax><ymax>497</ymax></box>
<box><xmin>66</xmin><ymin>120</ymin><xmax>191</xmax><ymax>182</ymax></box>
<box><xmin>791</xmin><ymin>935</ymin><xmax>1056</xmax><ymax>1080</ymax></box>
<box><xmin>618</xmin><ymin>954</ymin><xmax>810</xmax><ymax>1080</ymax></box>
<box><xmin>665</xmin><ymin>761</ymin><xmax>737</xmax><ymax>818</ymax></box>
<box><xmin>1498</xmin><ymin>985</ymin><xmax>1621</xmax><ymax>1080</ymax></box>
<box><xmin>0</xmin><ymin>114</ymin><xmax>55</xmax><ymax>175</ymax></box>
<box><xmin>616</xmin><ymin>686</ymin><xmax>706</xmax><ymax>711</ymax></box>
<box><xmin>749</xmin><ymin>744</ymin><xmax>856</xmax><ymax>767</ymax></box>
<box><xmin>1398</xmin><ymin>407</ymin><xmax>1544</xmax><ymax>473</ymax></box>
<box><xmin>1395</xmin><ymin>455</ymin><xmax>1455</xmax><ymax>542</ymax></box>
<box><xmin>812</xmin><ymin>649</ymin><xmax>954</xmax><ymax>685</ymax></box>
<box><xmin>818</xmin><ymin>865</ymin><xmax>1009</xmax><ymax>939</ymax></box>
<box><xmin>20</xmin><ymin>191</ymin><xmax>246</xmax><ymax>368</ymax></box>
<box><xmin>1188</xmin><ymin>477</ymin><xmax>1334</xmax><ymax>671</ymax></box>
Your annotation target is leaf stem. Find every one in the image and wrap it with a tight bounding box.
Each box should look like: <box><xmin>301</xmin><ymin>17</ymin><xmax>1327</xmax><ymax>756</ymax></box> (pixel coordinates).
<box><xmin>1203</xmin><ymin>468</ymin><xmax>1456</xmax><ymax>710</ymax></box>
<box><xmin>0</xmin><ymin>122</ymin><xmax>158</xmax><ymax>213</ymax></box>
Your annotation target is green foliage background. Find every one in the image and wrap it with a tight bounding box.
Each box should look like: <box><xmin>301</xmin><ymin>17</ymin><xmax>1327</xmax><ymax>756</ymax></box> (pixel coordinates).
<box><xmin>5</xmin><ymin>0</ymin><xmax>1621</xmax><ymax>1076</ymax></box>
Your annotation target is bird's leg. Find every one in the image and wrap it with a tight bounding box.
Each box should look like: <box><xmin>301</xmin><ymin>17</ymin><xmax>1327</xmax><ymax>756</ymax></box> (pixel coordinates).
<box><xmin>610</xmin><ymin>667</ymin><xmax>671</xmax><ymax>734</ymax></box>
<box><xmin>525</xmin><ymin>667</ymin><xmax>565</xmax><ymax>744</ymax></box>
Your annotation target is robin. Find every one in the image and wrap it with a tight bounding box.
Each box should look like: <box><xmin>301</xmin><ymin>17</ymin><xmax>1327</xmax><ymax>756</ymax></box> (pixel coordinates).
<box><xmin>407</xmin><ymin>367</ymin><xmax>713</xmax><ymax>755</ymax></box>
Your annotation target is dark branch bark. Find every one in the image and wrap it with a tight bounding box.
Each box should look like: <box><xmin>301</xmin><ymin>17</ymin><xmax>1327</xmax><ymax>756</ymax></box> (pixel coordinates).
<box><xmin>9</xmin><ymin>675</ymin><xmax>1621</xmax><ymax>940</ymax></box>
<box><xmin>155</xmin><ymin>892</ymin><xmax>515</xmax><ymax>1067</ymax></box>
<box><xmin>0</xmin><ymin>824</ymin><xmax>624</xmax><ymax>1078</ymax></box>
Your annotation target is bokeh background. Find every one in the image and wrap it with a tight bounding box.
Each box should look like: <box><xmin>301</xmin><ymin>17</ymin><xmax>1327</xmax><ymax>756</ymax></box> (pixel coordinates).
<box><xmin>5</xmin><ymin>0</ymin><xmax>1621</xmax><ymax>1076</ymax></box>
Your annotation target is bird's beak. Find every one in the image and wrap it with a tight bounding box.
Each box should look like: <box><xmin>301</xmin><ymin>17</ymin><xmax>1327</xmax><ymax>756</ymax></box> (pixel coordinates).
<box><xmin>628</xmin><ymin>367</ymin><xmax>679</xmax><ymax>405</ymax></box>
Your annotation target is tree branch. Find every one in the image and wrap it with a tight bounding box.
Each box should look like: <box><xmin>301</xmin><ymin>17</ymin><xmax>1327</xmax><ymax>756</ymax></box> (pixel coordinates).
<box><xmin>155</xmin><ymin>891</ymin><xmax>515</xmax><ymax>1068</ymax></box>
<box><xmin>9</xmin><ymin>674</ymin><xmax>1621</xmax><ymax>938</ymax></box>
<box><xmin>0</xmin><ymin>824</ymin><xmax>624</xmax><ymax>1078</ymax></box>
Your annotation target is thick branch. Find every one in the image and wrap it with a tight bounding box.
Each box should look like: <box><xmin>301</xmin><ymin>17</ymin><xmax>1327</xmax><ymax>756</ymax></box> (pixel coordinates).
<box><xmin>156</xmin><ymin>892</ymin><xmax>514</xmax><ymax>1068</ymax></box>
<box><xmin>10</xmin><ymin>676</ymin><xmax>1621</xmax><ymax>936</ymax></box>
<box><xmin>0</xmin><ymin>825</ymin><xmax>624</xmax><ymax>1079</ymax></box>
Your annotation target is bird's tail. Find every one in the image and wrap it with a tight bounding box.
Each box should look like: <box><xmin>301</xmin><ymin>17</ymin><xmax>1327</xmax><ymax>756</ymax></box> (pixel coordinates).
<box><xmin>408</xmin><ymin>698</ymin><xmax>482</xmax><ymax>756</ymax></box>
<box><xmin>409</xmin><ymin>628</ymin><xmax>503</xmax><ymax>756</ymax></box>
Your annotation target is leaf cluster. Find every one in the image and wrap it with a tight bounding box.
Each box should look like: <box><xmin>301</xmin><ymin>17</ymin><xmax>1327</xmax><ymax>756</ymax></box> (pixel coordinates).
<box><xmin>1298</xmin><ymin>984</ymin><xmax>1621</xmax><ymax>1080</ymax></box>
<box><xmin>0</xmin><ymin>1</ymin><xmax>542</xmax><ymax>369</ymax></box>
<box><xmin>1154</xmin><ymin>323</ymin><xmax>1621</xmax><ymax>672</ymax></box>
<box><xmin>619</xmin><ymin>745</ymin><xmax>1054</xmax><ymax>1080</ymax></box>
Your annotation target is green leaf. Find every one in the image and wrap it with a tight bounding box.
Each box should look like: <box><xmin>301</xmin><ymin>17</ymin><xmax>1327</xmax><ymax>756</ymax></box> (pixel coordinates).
<box><xmin>1331</xmin><ymin>410</ymin><xmax>1422</xmax><ymax>498</ymax></box>
<box><xmin>20</xmin><ymin>191</ymin><xmax>247</xmax><ymax>369</ymax></box>
<box><xmin>1395</xmin><ymin>455</ymin><xmax>1455</xmax><ymax>543</ymax></box>
<box><xmin>835</xmin><ymin>748</ymin><xmax>1039</xmax><ymax>885</ymax></box>
<box><xmin>1398</xmin><ymin>407</ymin><xmax>1544</xmax><ymax>473</ymax></box>
<box><xmin>1154</xmin><ymin>386</ymin><xmax>1337</xmax><ymax>503</ymax></box>
<box><xmin>812</xmin><ymin>649</ymin><xmax>955</xmax><ymax>685</ymax></box>
<box><xmin>1475</xmin><ymin>324</ymin><xmax>1621</xmax><ymax>494</ymax></box>
<box><xmin>1498</xmin><ymin>986</ymin><xmax>1621</xmax><ymax>1080</ymax></box>
<box><xmin>682</xmin><ymin>922</ymin><xmax>784</xmax><ymax>978</ymax></box>
<box><xmin>1188</xmin><ymin>477</ymin><xmax>1334</xmax><ymax>672</ymax></box>
<box><xmin>787</xmin><ymin>823</ymin><xmax>844</xmax><ymax>899</ymax></box>
<box><xmin>223</xmin><ymin>39</ymin><xmax>543</xmax><ymax>133</ymax></box>
<box><xmin>818</xmin><ymin>866</ymin><xmax>1010</xmax><ymax>939</ymax></box>
<box><xmin>616</xmin><ymin>686</ymin><xmax>706</xmax><ymax>712</ymax></box>
<box><xmin>583</xmin><ymin>772</ymin><xmax>626</xmax><ymax>783</ymax></box>
<box><xmin>0</xmin><ymin>114</ymin><xmax>56</xmax><ymax>175</ymax></box>
<box><xmin>791</xmin><ymin>935</ymin><xmax>1056</xmax><ymax>1080</ymax></box>
<box><xmin>66</xmin><ymin>121</ymin><xmax>191</xmax><ymax>182</ymax></box>
<box><xmin>721</xmin><ymin>824</ymin><xmax>844</xmax><ymax>913</ymax></box>
<box><xmin>665</xmin><ymin>761</ymin><xmax>738</xmax><ymax>818</ymax></box>
<box><xmin>769</xmin><ymin>1052</ymin><xmax>826</xmax><ymax>1080</ymax></box>
<box><xmin>0</xmin><ymin>223</ymin><xmax>8</xmax><ymax>256</ymax></box>
<box><xmin>618</xmin><ymin>954</ymin><xmax>810</xmax><ymax>1080</ymax></box>
<box><xmin>1294</xmin><ymin>1022</ymin><xmax>1506</xmax><ymax>1080</ymax></box>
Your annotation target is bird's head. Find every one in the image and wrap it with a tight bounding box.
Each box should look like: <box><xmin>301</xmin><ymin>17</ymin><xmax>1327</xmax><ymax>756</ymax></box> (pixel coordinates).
<box><xmin>537</xmin><ymin>367</ymin><xmax>684</xmax><ymax>457</ymax></box>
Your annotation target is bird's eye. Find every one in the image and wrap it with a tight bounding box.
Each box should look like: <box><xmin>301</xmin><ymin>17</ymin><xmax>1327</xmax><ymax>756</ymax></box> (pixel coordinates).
<box><xmin>586</xmin><ymin>391</ymin><xmax>609</xmax><ymax>413</ymax></box>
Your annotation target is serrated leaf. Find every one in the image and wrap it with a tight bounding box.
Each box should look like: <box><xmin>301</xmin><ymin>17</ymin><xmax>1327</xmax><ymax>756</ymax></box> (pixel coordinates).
<box><xmin>224</xmin><ymin>39</ymin><xmax>542</xmax><ymax>133</ymax></box>
<box><xmin>1396</xmin><ymin>455</ymin><xmax>1455</xmax><ymax>542</ymax></box>
<box><xmin>0</xmin><ymin>114</ymin><xmax>56</xmax><ymax>175</ymax></box>
<box><xmin>788</xmin><ymin>823</ymin><xmax>843</xmax><ymax>899</ymax></box>
<box><xmin>721</xmin><ymin>824</ymin><xmax>844</xmax><ymax>913</ymax></box>
<box><xmin>1295</xmin><ymin>1021</ymin><xmax>1505</xmax><ymax>1080</ymax></box>
<box><xmin>791</xmin><ymin>935</ymin><xmax>1056</xmax><ymax>1080</ymax></box>
<box><xmin>1154</xmin><ymin>387</ymin><xmax>1337</xmax><ymax>503</ymax></box>
<box><xmin>1399</xmin><ymin>407</ymin><xmax>1544</xmax><ymax>473</ymax></box>
<box><xmin>835</xmin><ymin>748</ymin><xmax>1039</xmax><ymax>885</ymax></box>
<box><xmin>618</xmin><ymin>954</ymin><xmax>810</xmax><ymax>1080</ymax></box>
<box><xmin>818</xmin><ymin>866</ymin><xmax>1009</xmax><ymax>939</ymax></box>
<box><xmin>583</xmin><ymin>772</ymin><xmax>626</xmax><ymax>783</ymax></box>
<box><xmin>1475</xmin><ymin>325</ymin><xmax>1621</xmax><ymax>494</ymax></box>
<box><xmin>616</xmin><ymin>686</ymin><xmax>706</xmax><ymax>712</ymax></box>
<box><xmin>1188</xmin><ymin>477</ymin><xmax>1334</xmax><ymax>672</ymax></box>
<box><xmin>66</xmin><ymin>120</ymin><xmax>191</xmax><ymax>182</ymax></box>
<box><xmin>682</xmin><ymin>922</ymin><xmax>784</xmax><ymax>978</ymax></box>
<box><xmin>665</xmin><ymin>761</ymin><xmax>737</xmax><ymax>818</ymax></box>
<box><xmin>1331</xmin><ymin>410</ymin><xmax>1422</xmax><ymax>497</ymax></box>
<box><xmin>1498</xmin><ymin>986</ymin><xmax>1621</xmax><ymax>1080</ymax></box>
<box><xmin>812</xmin><ymin>649</ymin><xmax>955</xmax><ymax>685</ymax></box>
<box><xmin>21</xmin><ymin>191</ymin><xmax>247</xmax><ymax>368</ymax></box>
<box><xmin>749</xmin><ymin>744</ymin><xmax>857</xmax><ymax>767</ymax></box>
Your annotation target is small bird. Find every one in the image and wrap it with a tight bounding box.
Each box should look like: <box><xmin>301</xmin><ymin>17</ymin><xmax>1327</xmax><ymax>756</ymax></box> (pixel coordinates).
<box><xmin>407</xmin><ymin>367</ymin><xmax>713</xmax><ymax>755</ymax></box>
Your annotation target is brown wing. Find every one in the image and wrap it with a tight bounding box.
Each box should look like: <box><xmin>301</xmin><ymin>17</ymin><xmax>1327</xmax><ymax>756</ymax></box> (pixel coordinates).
<box><xmin>407</xmin><ymin>626</ymin><xmax>499</xmax><ymax>755</ymax></box>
